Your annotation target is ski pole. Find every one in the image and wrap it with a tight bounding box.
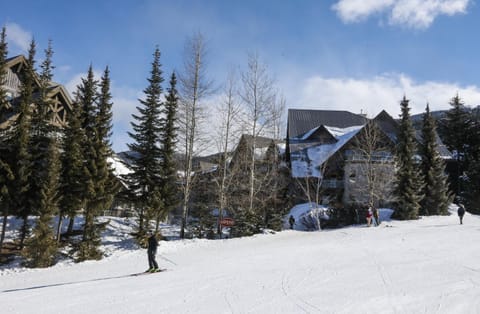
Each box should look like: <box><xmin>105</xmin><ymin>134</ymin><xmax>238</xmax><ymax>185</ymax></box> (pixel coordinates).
<box><xmin>158</xmin><ymin>254</ymin><xmax>177</xmax><ymax>266</ymax></box>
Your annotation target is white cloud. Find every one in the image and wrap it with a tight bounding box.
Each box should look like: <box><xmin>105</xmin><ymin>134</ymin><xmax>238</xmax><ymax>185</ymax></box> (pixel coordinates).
<box><xmin>292</xmin><ymin>73</ymin><xmax>480</xmax><ymax>118</ymax></box>
<box><xmin>332</xmin><ymin>0</ymin><xmax>395</xmax><ymax>23</ymax></box>
<box><xmin>332</xmin><ymin>0</ymin><xmax>470</xmax><ymax>29</ymax></box>
<box><xmin>5</xmin><ymin>22</ymin><xmax>31</xmax><ymax>52</ymax></box>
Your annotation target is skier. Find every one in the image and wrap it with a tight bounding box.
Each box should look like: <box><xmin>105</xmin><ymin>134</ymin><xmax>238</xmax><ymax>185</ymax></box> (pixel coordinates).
<box><xmin>373</xmin><ymin>207</ymin><xmax>380</xmax><ymax>226</ymax></box>
<box><xmin>366</xmin><ymin>207</ymin><xmax>373</xmax><ymax>227</ymax></box>
<box><xmin>146</xmin><ymin>230</ymin><xmax>159</xmax><ymax>272</ymax></box>
<box><xmin>457</xmin><ymin>204</ymin><xmax>466</xmax><ymax>225</ymax></box>
<box><xmin>289</xmin><ymin>215</ymin><xmax>295</xmax><ymax>229</ymax></box>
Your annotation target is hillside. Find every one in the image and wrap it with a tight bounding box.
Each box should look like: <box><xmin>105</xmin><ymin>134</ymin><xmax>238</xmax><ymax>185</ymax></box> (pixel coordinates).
<box><xmin>1</xmin><ymin>207</ymin><xmax>479</xmax><ymax>314</ymax></box>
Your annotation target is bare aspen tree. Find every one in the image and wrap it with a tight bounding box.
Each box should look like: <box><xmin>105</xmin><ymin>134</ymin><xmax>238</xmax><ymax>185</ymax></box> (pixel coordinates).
<box><xmin>178</xmin><ymin>32</ymin><xmax>213</xmax><ymax>239</ymax></box>
<box><xmin>293</xmin><ymin>159</ymin><xmax>329</xmax><ymax>230</ymax></box>
<box><xmin>270</xmin><ymin>94</ymin><xmax>286</xmax><ymax>140</ymax></box>
<box><xmin>295</xmin><ymin>162</ymin><xmax>329</xmax><ymax>207</ymax></box>
<box><xmin>214</xmin><ymin>70</ymin><xmax>242</xmax><ymax>235</ymax></box>
<box><xmin>346</xmin><ymin>122</ymin><xmax>396</xmax><ymax>207</ymax></box>
<box><xmin>240</xmin><ymin>52</ymin><xmax>276</xmax><ymax>212</ymax></box>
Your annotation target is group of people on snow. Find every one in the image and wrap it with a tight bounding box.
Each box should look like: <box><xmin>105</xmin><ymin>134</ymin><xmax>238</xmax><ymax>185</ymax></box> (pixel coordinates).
<box><xmin>366</xmin><ymin>206</ymin><xmax>380</xmax><ymax>227</ymax></box>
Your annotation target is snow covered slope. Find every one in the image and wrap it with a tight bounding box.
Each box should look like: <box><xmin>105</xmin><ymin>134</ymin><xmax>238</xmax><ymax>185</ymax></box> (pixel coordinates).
<box><xmin>1</xmin><ymin>209</ymin><xmax>480</xmax><ymax>314</ymax></box>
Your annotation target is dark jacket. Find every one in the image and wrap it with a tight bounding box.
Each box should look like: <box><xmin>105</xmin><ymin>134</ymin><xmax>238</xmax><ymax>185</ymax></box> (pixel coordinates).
<box><xmin>458</xmin><ymin>205</ymin><xmax>466</xmax><ymax>217</ymax></box>
<box><xmin>148</xmin><ymin>235</ymin><xmax>158</xmax><ymax>252</ymax></box>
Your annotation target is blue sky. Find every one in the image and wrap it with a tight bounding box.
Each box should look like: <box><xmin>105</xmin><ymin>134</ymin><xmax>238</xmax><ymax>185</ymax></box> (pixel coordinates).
<box><xmin>2</xmin><ymin>0</ymin><xmax>480</xmax><ymax>152</ymax></box>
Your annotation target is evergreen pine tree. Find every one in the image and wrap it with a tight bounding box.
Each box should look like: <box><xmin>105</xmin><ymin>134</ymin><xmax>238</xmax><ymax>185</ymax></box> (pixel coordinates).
<box><xmin>125</xmin><ymin>48</ymin><xmax>164</xmax><ymax>239</ymax></box>
<box><xmin>31</xmin><ymin>39</ymin><xmax>55</xmax><ymax>138</ymax></box>
<box><xmin>29</xmin><ymin>40</ymin><xmax>56</xmax><ymax>234</ymax></box>
<box><xmin>93</xmin><ymin>66</ymin><xmax>118</xmax><ymax>219</ymax></box>
<box><xmin>11</xmin><ymin>39</ymin><xmax>36</xmax><ymax>248</ymax></box>
<box><xmin>23</xmin><ymin>134</ymin><xmax>60</xmax><ymax>267</ymax></box>
<box><xmin>262</xmin><ymin>141</ymin><xmax>287</xmax><ymax>231</ymax></box>
<box><xmin>0</xmin><ymin>26</ymin><xmax>14</xmax><ymax>251</ymax></box>
<box><xmin>463</xmin><ymin>115</ymin><xmax>480</xmax><ymax>213</ymax></box>
<box><xmin>76</xmin><ymin>66</ymin><xmax>102</xmax><ymax>261</ymax></box>
<box><xmin>96</xmin><ymin>66</ymin><xmax>113</xmax><ymax>150</ymax></box>
<box><xmin>22</xmin><ymin>40</ymin><xmax>62</xmax><ymax>266</ymax></box>
<box><xmin>393</xmin><ymin>96</ymin><xmax>422</xmax><ymax>220</ymax></box>
<box><xmin>0</xmin><ymin>26</ymin><xmax>9</xmax><ymax>120</ymax></box>
<box><xmin>58</xmin><ymin>101</ymin><xmax>85</xmax><ymax>242</ymax></box>
<box><xmin>442</xmin><ymin>94</ymin><xmax>471</xmax><ymax>197</ymax></box>
<box><xmin>158</xmin><ymin>72</ymin><xmax>179</xmax><ymax>230</ymax></box>
<box><xmin>419</xmin><ymin>104</ymin><xmax>451</xmax><ymax>215</ymax></box>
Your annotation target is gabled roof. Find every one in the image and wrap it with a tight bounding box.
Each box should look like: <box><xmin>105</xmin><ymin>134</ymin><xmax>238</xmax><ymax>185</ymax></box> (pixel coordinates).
<box><xmin>1</xmin><ymin>54</ymin><xmax>74</xmax><ymax>129</ymax></box>
<box><xmin>5</xmin><ymin>55</ymin><xmax>26</xmax><ymax>66</ymax></box>
<box><xmin>299</xmin><ymin>125</ymin><xmax>337</xmax><ymax>142</ymax></box>
<box><xmin>5</xmin><ymin>55</ymin><xmax>42</xmax><ymax>88</ymax></box>
<box><xmin>288</xmin><ymin>109</ymin><xmax>367</xmax><ymax>139</ymax></box>
<box><xmin>239</xmin><ymin>134</ymin><xmax>282</xmax><ymax>148</ymax></box>
<box><xmin>372</xmin><ymin>110</ymin><xmax>399</xmax><ymax>143</ymax></box>
<box><xmin>290</xmin><ymin>125</ymin><xmax>363</xmax><ymax>177</ymax></box>
<box><xmin>47</xmin><ymin>83</ymin><xmax>74</xmax><ymax>110</ymax></box>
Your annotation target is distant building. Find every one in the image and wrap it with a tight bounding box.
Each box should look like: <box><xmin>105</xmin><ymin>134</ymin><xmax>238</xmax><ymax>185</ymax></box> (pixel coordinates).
<box><xmin>286</xmin><ymin>109</ymin><xmax>452</xmax><ymax>207</ymax></box>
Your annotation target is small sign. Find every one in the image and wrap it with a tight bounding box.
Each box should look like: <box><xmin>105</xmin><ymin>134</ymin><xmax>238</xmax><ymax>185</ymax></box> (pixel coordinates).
<box><xmin>220</xmin><ymin>218</ymin><xmax>234</xmax><ymax>227</ymax></box>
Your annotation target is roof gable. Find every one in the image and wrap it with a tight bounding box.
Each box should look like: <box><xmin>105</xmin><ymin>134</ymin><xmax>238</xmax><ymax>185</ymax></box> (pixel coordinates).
<box><xmin>290</xmin><ymin>125</ymin><xmax>363</xmax><ymax>178</ymax></box>
<box><xmin>372</xmin><ymin>110</ymin><xmax>399</xmax><ymax>143</ymax></box>
<box><xmin>288</xmin><ymin>109</ymin><xmax>367</xmax><ymax>139</ymax></box>
<box><xmin>299</xmin><ymin>125</ymin><xmax>337</xmax><ymax>143</ymax></box>
<box><xmin>1</xmin><ymin>54</ymin><xmax>74</xmax><ymax>129</ymax></box>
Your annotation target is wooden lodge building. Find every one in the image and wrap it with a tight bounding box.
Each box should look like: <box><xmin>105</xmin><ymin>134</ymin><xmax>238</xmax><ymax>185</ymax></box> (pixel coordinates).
<box><xmin>0</xmin><ymin>55</ymin><xmax>73</xmax><ymax>130</ymax></box>
<box><xmin>286</xmin><ymin>109</ymin><xmax>452</xmax><ymax>207</ymax></box>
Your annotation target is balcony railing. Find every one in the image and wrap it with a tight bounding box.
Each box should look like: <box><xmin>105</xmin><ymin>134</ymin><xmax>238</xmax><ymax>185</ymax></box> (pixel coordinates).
<box><xmin>322</xmin><ymin>179</ymin><xmax>343</xmax><ymax>189</ymax></box>
<box><xmin>344</xmin><ymin>150</ymin><xmax>393</xmax><ymax>162</ymax></box>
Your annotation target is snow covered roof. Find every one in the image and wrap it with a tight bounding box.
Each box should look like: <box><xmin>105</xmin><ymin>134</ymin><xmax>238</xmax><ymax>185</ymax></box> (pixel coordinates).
<box><xmin>288</xmin><ymin>109</ymin><xmax>367</xmax><ymax>139</ymax></box>
<box><xmin>291</xmin><ymin>125</ymin><xmax>363</xmax><ymax>178</ymax></box>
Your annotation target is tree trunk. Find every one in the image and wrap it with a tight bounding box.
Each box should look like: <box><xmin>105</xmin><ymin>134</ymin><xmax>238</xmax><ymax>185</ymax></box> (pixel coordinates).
<box><xmin>67</xmin><ymin>216</ymin><xmax>75</xmax><ymax>234</ymax></box>
<box><xmin>0</xmin><ymin>210</ymin><xmax>8</xmax><ymax>251</ymax></box>
<box><xmin>55</xmin><ymin>214</ymin><xmax>63</xmax><ymax>243</ymax></box>
<box><xmin>19</xmin><ymin>215</ymin><xmax>28</xmax><ymax>249</ymax></box>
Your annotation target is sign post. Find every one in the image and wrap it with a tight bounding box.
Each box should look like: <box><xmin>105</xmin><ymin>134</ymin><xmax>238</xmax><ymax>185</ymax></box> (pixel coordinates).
<box><xmin>219</xmin><ymin>217</ymin><xmax>234</xmax><ymax>227</ymax></box>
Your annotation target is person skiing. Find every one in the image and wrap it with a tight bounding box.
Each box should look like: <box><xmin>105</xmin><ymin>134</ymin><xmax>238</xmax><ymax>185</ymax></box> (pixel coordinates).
<box><xmin>289</xmin><ymin>215</ymin><xmax>295</xmax><ymax>230</ymax></box>
<box><xmin>457</xmin><ymin>204</ymin><xmax>466</xmax><ymax>225</ymax></box>
<box><xmin>146</xmin><ymin>230</ymin><xmax>159</xmax><ymax>272</ymax></box>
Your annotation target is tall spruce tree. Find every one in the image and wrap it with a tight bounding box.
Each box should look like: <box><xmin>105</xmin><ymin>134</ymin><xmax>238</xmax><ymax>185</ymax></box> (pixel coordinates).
<box><xmin>76</xmin><ymin>66</ymin><xmax>102</xmax><ymax>261</ymax></box>
<box><xmin>29</xmin><ymin>40</ymin><xmax>56</xmax><ymax>232</ymax></box>
<box><xmin>125</xmin><ymin>48</ymin><xmax>164</xmax><ymax>239</ymax></box>
<box><xmin>11</xmin><ymin>39</ymin><xmax>36</xmax><ymax>248</ymax></box>
<box><xmin>23</xmin><ymin>40</ymin><xmax>61</xmax><ymax>266</ymax></box>
<box><xmin>158</xmin><ymin>72</ymin><xmax>179</xmax><ymax>231</ymax></box>
<box><xmin>58</xmin><ymin>98</ymin><xmax>85</xmax><ymax>241</ymax></box>
<box><xmin>393</xmin><ymin>96</ymin><xmax>422</xmax><ymax>220</ymax></box>
<box><xmin>0</xmin><ymin>26</ymin><xmax>9</xmax><ymax>120</ymax></box>
<box><xmin>23</xmin><ymin>134</ymin><xmax>60</xmax><ymax>267</ymax></box>
<box><xmin>419</xmin><ymin>104</ymin><xmax>451</xmax><ymax>215</ymax></box>
<box><xmin>442</xmin><ymin>94</ymin><xmax>471</xmax><ymax>198</ymax></box>
<box><xmin>92</xmin><ymin>66</ymin><xmax>118</xmax><ymax>219</ymax></box>
<box><xmin>464</xmin><ymin>114</ymin><xmax>480</xmax><ymax>213</ymax></box>
<box><xmin>96</xmin><ymin>66</ymin><xmax>113</xmax><ymax>150</ymax></box>
<box><xmin>0</xmin><ymin>26</ymin><xmax>14</xmax><ymax>251</ymax></box>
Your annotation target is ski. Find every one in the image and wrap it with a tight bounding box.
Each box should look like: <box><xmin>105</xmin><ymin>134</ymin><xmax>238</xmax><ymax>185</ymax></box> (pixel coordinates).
<box><xmin>130</xmin><ymin>269</ymin><xmax>166</xmax><ymax>276</ymax></box>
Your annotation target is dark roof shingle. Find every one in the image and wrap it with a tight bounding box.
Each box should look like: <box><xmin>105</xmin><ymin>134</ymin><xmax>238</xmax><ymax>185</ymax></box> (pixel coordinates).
<box><xmin>288</xmin><ymin>109</ymin><xmax>367</xmax><ymax>139</ymax></box>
